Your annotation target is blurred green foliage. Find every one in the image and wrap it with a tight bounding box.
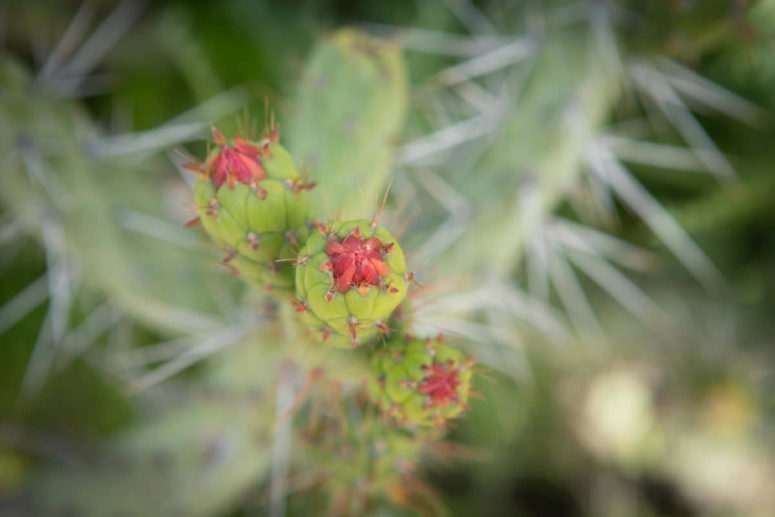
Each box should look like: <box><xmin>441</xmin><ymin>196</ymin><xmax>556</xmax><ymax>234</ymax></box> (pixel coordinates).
<box><xmin>1</xmin><ymin>0</ymin><xmax>775</xmax><ymax>516</ymax></box>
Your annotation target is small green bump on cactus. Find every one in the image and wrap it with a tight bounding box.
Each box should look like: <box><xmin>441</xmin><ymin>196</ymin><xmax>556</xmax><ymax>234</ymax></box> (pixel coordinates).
<box><xmin>236</xmin><ymin>232</ymin><xmax>283</xmax><ymax>264</ymax></box>
<box><xmin>245</xmin><ymin>181</ymin><xmax>287</xmax><ymax>233</ymax></box>
<box><xmin>369</xmin><ymin>336</ymin><xmax>474</xmax><ymax>428</ymax></box>
<box><xmin>262</xmin><ymin>143</ymin><xmax>297</xmax><ymax>180</ymax></box>
<box><xmin>294</xmin><ymin>219</ymin><xmax>408</xmax><ymax>348</ymax></box>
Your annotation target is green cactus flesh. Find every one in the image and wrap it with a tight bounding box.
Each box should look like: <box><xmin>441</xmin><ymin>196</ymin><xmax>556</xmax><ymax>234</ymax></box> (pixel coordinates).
<box><xmin>294</xmin><ymin>220</ymin><xmax>408</xmax><ymax>348</ymax></box>
<box><xmin>191</xmin><ymin>129</ymin><xmax>315</xmax><ymax>291</ymax></box>
<box><xmin>369</xmin><ymin>336</ymin><xmax>474</xmax><ymax>428</ymax></box>
<box><xmin>288</xmin><ymin>29</ymin><xmax>408</xmax><ymax>220</ymax></box>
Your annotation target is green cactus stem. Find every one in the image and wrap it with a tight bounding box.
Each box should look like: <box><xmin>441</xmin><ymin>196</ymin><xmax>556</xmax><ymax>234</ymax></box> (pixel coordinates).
<box><xmin>288</xmin><ymin>29</ymin><xmax>408</xmax><ymax>220</ymax></box>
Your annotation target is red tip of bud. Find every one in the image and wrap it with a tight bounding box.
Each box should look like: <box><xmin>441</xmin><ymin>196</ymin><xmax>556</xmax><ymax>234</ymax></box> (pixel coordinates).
<box><xmin>358</xmin><ymin>284</ymin><xmax>370</xmax><ymax>297</ymax></box>
<box><xmin>371</xmin><ymin>258</ymin><xmax>390</xmax><ymax>277</ymax></box>
<box><xmin>388</xmin><ymin>286</ymin><xmax>400</xmax><ymax>294</ymax></box>
<box><xmin>184</xmin><ymin>217</ymin><xmax>201</xmax><ymax>228</ymax></box>
<box><xmin>207</xmin><ymin>132</ymin><xmax>267</xmax><ymax>190</ymax></box>
<box><xmin>325</xmin><ymin>234</ymin><xmax>391</xmax><ymax>293</ymax></box>
<box><xmin>324</xmin><ymin>291</ymin><xmax>335</xmax><ymax>302</ymax></box>
<box><xmin>351</xmin><ymin>226</ymin><xmax>362</xmax><ymax>239</ymax></box>
<box><xmin>417</xmin><ymin>360</ymin><xmax>463</xmax><ymax>410</ymax></box>
<box><xmin>325</xmin><ymin>241</ymin><xmax>346</xmax><ymax>256</ymax></box>
<box><xmin>319</xmin><ymin>260</ymin><xmax>332</xmax><ymax>272</ymax></box>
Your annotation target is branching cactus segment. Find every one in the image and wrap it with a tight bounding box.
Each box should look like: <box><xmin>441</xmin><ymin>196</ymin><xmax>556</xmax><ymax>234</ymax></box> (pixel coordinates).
<box><xmin>185</xmin><ymin>121</ymin><xmax>474</xmax><ymax>430</ymax></box>
<box><xmin>295</xmin><ymin>220</ymin><xmax>408</xmax><ymax>348</ymax></box>
<box><xmin>188</xmin><ymin>127</ymin><xmax>315</xmax><ymax>291</ymax></box>
<box><xmin>369</xmin><ymin>336</ymin><xmax>474</xmax><ymax>428</ymax></box>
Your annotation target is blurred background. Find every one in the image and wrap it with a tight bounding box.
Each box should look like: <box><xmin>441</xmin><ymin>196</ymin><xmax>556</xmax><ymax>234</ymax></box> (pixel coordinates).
<box><xmin>1</xmin><ymin>0</ymin><xmax>774</xmax><ymax>515</ymax></box>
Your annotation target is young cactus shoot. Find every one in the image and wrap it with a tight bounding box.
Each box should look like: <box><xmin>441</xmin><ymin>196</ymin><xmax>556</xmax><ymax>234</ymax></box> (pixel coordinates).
<box><xmin>294</xmin><ymin>220</ymin><xmax>408</xmax><ymax>348</ymax></box>
<box><xmin>186</xmin><ymin>126</ymin><xmax>315</xmax><ymax>292</ymax></box>
<box><xmin>369</xmin><ymin>336</ymin><xmax>474</xmax><ymax>428</ymax></box>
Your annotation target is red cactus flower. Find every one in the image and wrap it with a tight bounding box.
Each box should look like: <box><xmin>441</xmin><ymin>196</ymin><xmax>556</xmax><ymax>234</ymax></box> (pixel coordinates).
<box><xmin>324</xmin><ymin>229</ymin><xmax>390</xmax><ymax>293</ymax></box>
<box><xmin>208</xmin><ymin>131</ymin><xmax>267</xmax><ymax>190</ymax></box>
<box><xmin>418</xmin><ymin>360</ymin><xmax>462</xmax><ymax>408</ymax></box>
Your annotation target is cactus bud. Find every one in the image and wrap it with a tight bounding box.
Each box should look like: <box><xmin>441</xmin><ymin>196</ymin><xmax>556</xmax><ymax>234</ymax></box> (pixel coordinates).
<box><xmin>294</xmin><ymin>219</ymin><xmax>408</xmax><ymax>348</ymax></box>
<box><xmin>368</xmin><ymin>336</ymin><xmax>474</xmax><ymax>428</ymax></box>
<box><xmin>190</xmin><ymin>126</ymin><xmax>314</xmax><ymax>291</ymax></box>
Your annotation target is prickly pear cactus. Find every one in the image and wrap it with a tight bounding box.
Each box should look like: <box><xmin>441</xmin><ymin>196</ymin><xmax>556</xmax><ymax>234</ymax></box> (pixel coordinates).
<box><xmin>3</xmin><ymin>19</ymin><xmax>475</xmax><ymax>517</ymax></box>
<box><xmin>288</xmin><ymin>29</ymin><xmax>408</xmax><ymax>220</ymax></box>
<box><xmin>369</xmin><ymin>336</ymin><xmax>474</xmax><ymax>428</ymax></box>
<box><xmin>294</xmin><ymin>220</ymin><xmax>408</xmax><ymax>348</ymax></box>
<box><xmin>188</xmin><ymin>127</ymin><xmax>316</xmax><ymax>292</ymax></box>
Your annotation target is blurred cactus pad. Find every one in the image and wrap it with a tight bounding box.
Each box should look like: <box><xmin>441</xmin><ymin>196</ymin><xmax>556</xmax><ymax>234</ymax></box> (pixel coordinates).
<box><xmin>2</xmin><ymin>1</ymin><xmax>775</xmax><ymax>517</ymax></box>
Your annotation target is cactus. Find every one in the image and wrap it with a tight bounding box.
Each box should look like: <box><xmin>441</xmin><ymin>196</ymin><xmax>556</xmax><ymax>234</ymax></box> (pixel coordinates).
<box><xmin>293</xmin><ymin>220</ymin><xmax>408</xmax><ymax>348</ymax></box>
<box><xmin>1</xmin><ymin>1</ymin><xmax>770</xmax><ymax>515</ymax></box>
<box><xmin>188</xmin><ymin>127</ymin><xmax>315</xmax><ymax>292</ymax></box>
<box><xmin>288</xmin><ymin>29</ymin><xmax>408</xmax><ymax>220</ymax></box>
<box><xmin>369</xmin><ymin>336</ymin><xmax>474</xmax><ymax>428</ymax></box>
<box><xmin>0</xmin><ymin>14</ymin><xmax>456</xmax><ymax>517</ymax></box>
<box><xmin>293</xmin><ymin>383</ymin><xmax>432</xmax><ymax>514</ymax></box>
